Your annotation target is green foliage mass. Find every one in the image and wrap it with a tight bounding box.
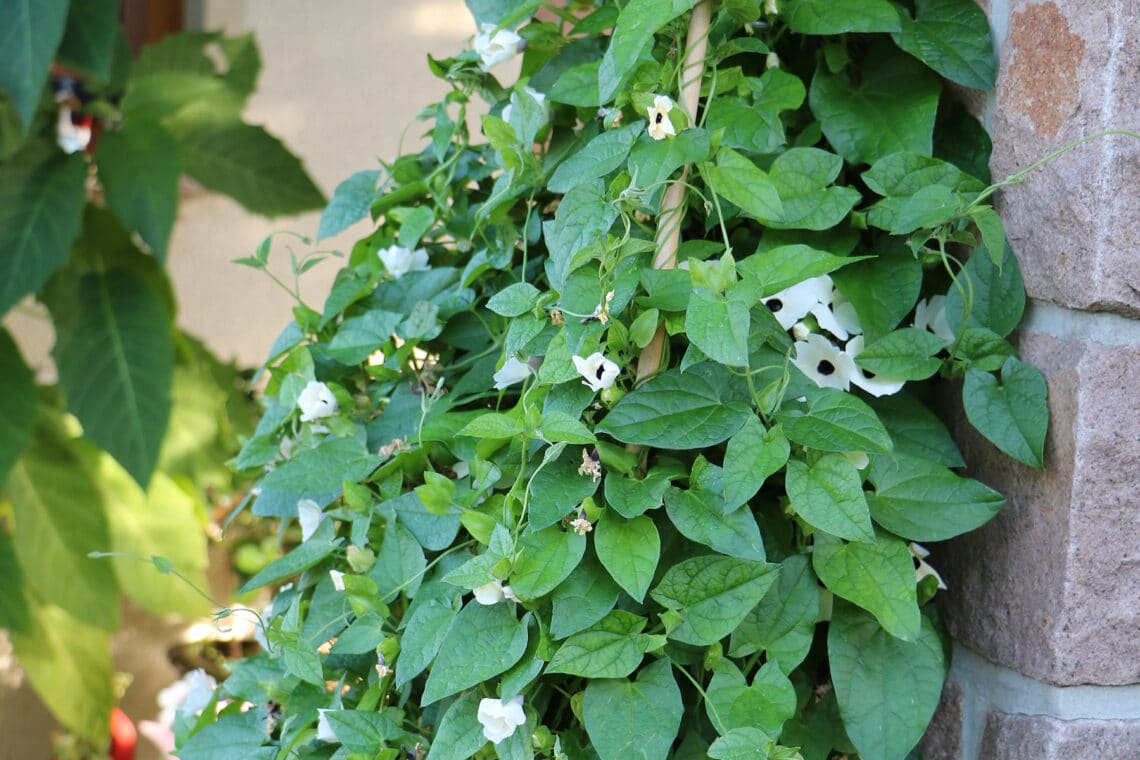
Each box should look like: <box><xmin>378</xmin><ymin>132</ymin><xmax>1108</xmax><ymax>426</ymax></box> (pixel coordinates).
<box><xmin>0</xmin><ymin>1</ymin><xmax>322</xmax><ymax>745</ymax></box>
<box><xmin>179</xmin><ymin>1</ymin><xmax>1049</xmax><ymax>759</ymax></box>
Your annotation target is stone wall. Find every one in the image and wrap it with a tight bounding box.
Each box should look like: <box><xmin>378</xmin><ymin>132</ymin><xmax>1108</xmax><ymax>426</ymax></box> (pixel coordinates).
<box><xmin>924</xmin><ymin>1</ymin><xmax>1140</xmax><ymax>757</ymax></box>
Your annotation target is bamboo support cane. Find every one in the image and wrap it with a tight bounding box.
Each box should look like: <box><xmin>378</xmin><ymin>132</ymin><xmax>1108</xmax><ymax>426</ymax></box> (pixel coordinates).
<box><xmin>633</xmin><ymin>0</ymin><xmax>714</xmax><ymax>387</ymax></box>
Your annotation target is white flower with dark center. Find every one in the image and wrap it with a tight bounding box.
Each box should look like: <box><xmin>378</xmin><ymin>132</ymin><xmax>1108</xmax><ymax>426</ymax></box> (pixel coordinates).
<box><xmin>810</xmin><ymin>281</ymin><xmax>862</xmax><ymax>341</ymax></box>
<box><xmin>791</xmin><ymin>333</ymin><xmax>857</xmax><ymax>391</ymax></box>
<box><xmin>572</xmin><ymin>352</ymin><xmax>620</xmax><ymax>392</ymax></box>
<box><xmin>473</xmin><ymin>23</ymin><xmax>524</xmax><ymax>69</ymax></box>
<box><xmin>297</xmin><ymin>499</ymin><xmax>324</xmax><ymax>541</ymax></box>
<box><xmin>913</xmin><ymin>295</ymin><xmax>955</xmax><ymax>343</ymax></box>
<box><xmin>845</xmin><ymin>335</ymin><xmax>905</xmax><ymax>397</ymax></box>
<box><xmin>329</xmin><ymin>570</ymin><xmax>345</xmax><ymax>591</ymax></box>
<box><xmin>493</xmin><ymin>356</ymin><xmax>533</xmax><ymax>390</ymax></box>
<box><xmin>646</xmin><ymin>95</ymin><xmax>676</xmax><ymax>141</ymax></box>
<box><xmin>56</xmin><ymin>108</ymin><xmax>91</xmax><ymax>154</ymax></box>
<box><xmin>316</xmin><ymin>709</ymin><xmax>339</xmax><ymax>743</ymax></box>
<box><xmin>477</xmin><ymin>695</ymin><xmax>526</xmax><ymax>744</ymax></box>
<box><xmin>762</xmin><ymin>276</ymin><xmax>831</xmax><ymax>330</ymax></box>
<box><xmin>473</xmin><ymin>580</ymin><xmax>518</xmax><ymax>605</ymax></box>
<box><xmin>297</xmin><ymin>380</ymin><xmax>338</xmax><ymax>422</ymax></box>
<box><xmin>377</xmin><ymin>244</ymin><xmax>430</xmax><ymax>279</ymax></box>
<box><xmin>909</xmin><ymin>542</ymin><xmax>948</xmax><ymax>590</ymax></box>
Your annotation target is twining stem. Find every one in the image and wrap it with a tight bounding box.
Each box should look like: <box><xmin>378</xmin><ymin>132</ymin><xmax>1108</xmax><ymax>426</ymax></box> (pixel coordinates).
<box><xmin>633</xmin><ymin>0</ymin><xmax>714</xmax><ymax>388</ymax></box>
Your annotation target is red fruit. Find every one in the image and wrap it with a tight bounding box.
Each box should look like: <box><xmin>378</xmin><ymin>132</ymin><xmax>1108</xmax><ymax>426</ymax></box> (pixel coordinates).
<box><xmin>108</xmin><ymin>707</ymin><xmax>137</xmax><ymax>760</ymax></box>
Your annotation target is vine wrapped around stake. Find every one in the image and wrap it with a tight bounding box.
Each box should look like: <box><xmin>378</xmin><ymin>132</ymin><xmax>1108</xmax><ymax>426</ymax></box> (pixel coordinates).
<box><xmin>179</xmin><ymin>2</ymin><xmax>1066</xmax><ymax>759</ymax></box>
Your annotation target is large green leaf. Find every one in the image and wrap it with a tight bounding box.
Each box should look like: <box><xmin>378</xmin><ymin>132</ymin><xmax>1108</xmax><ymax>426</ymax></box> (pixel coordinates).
<box><xmin>0</xmin><ymin>0</ymin><xmax>69</xmax><ymax>127</ymax></box>
<box><xmin>551</xmin><ymin>550</ymin><xmax>621</xmax><ymax>639</ymax></box>
<box><xmin>831</xmin><ymin>247</ymin><xmax>923</xmax><ymax>341</ymax></box>
<box><xmin>177</xmin><ymin>708</ymin><xmax>275</xmax><ymax>760</ymax></box>
<box><xmin>812</xmin><ymin>530</ymin><xmax>919</xmax><ymax>641</ymax></box>
<box><xmin>705</xmin><ymin>660</ymin><xmax>795</xmax><ymax>736</ymax></box>
<box><xmin>598</xmin><ymin>367</ymin><xmax>752</xmax><ymax>449</ymax></box>
<box><xmin>528</xmin><ymin>445</ymin><xmax>600</xmax><ymax>530</ymax></box>
<box><xmin>595</xmin><ymin>514</ymin><xmax>660</xmax><ymax>602</ymax></box>
<box><xmin>703</xmin><ymin>147</ymin><xmax>783</xmax><ymax>222</ymax></box>
<box><xmin>0</xmin><ymin>529</ymin><xmax>30</xmax><ymax>633</ymax></box>
<box><xmin>56</xmin><ymin>0</ymin><xmax>119</xmax><ymax>82</ymax></box>
<box><xmin>425</xmin><ymin>692</ymin><xmax>489</xmax><ymax>760</ymax></box>
<box><xmin>10</xmin><ymin>599</ymin><xmax>114</xmax><ymax>745</ymax></box>
<box><xmin>650</xmin><ymin>555</ymin><xmax>777</xmax><ymax>645</ymax></box>
<box><xmin>723</xmin><ymin>418</ymin><xmax>789</xmax><ymax>511</ymax></box>
<box><xmin>869</xmin><ymin>392</ymin><xmax>964</xmax><ymax>468</ymax></box>
<box><xmin>6</xmin><ymin>419</ymin><xmax>120</xmax><ymax>632</ymax></box>
<box><xmin>166</xmin><ymin>104</ymin><xmax>325</xmax><ymax>217</ymax></box>
<box><xmin>685</xmin><ymin>285</ymin><xmax>752</xmax><ymax>367</ymax></box>
<box><xmin>318</xmin><ymin>168</ymin><xmax>380</xmax><ymax>241</ymax></box>
<box><xmin>810</xmin><ymin>45</ymin><xmax>941</xmax><ymax>165</ymax></box>
<box><xmin>868</xmin><ymin>453</ymin><xmax>1003</xmax><ymax>541</ymax></box>
<box><xmin>775</xmin><ymin>388</ymin><xmax>893</xmax><ymax>454</ymax></box>
<box><xmin>828</xmin><ymin>603</ymin><xmax>946</xmax><ymax>760</ymax></box>
<box><xmin>962</xmin><ymin>358</ymin><xmax>1048</xmax><ymax>469</ymax></box>
<box><xmin>97</xmin><ymin>458</ymin><xmax>211</xmax><ymax>617</ymax></box>
<box><xmin>729</xmin><ymin>555</ymin><xmax>818</xmax><ymax>674</ymax></box>
<box><xmin>421</xmin><ymin>601</ymin><xmax>529</xmax><ymax>705</ymax></box>
<box><xmin>664</xmin><ymin>487</ymin><xmax>766</xmax><ymax>561</ymax></box>
<box><xmin>0</xmin><ymin>328</ymin><xmax>36</xmax><ymax>489</ymax></box>
<box><xmin>45</xmin><ymin>261</ymin><xmax>174</xmax><ymax>487</ymax></box>
<box><xmin>583</xmin><ymin>658</ymin><xmax>683</xmax><ymax>760</ymax></box>
<box><xmin>509</xmin><ymin>525</ymin><xmax>587</xmax><ymax>599</ymax></box>
<box><xmin>764</xmin><ymin>148</ymin><xmax>861</xmax><ymax>230</ymax></box>
<box><xmin>785</xmin><ymin>454</ymin><xmax>875</xmax><ymax>543</ymax></box>
<box><xmin>893</xmin><ymin>0</ymin><xmax>996</xmax><ymax>90</ymax></box>
<box><xmin>783</xmin><ymin>0</ymin><xmax>901</xmax><ymax>34</ymax></box>
<box><xmin>861</xmin><ymin>152</ymin><xmax>985</xmax><ymax>232</ymax></box>
<box><xmin>944</xmin><ymin>241</ymin><xmax>1026</xmax><ymax>338</ymax></box>
<box><xmin>548</xmin><ymin>122</ymin><xmax>643</xmax><ymax>193</ymax></box>
<box><xmin>597</xmin><ymin>0</ymin><xmax>695</xmax><ymax>103</ymax></box>
<box><xmin>95</xmin><ymin>121</ymin><xmax>182</xmax><ymax>261</ymax></box>
<box><xmin>397</xmin><ymin>595</ymin><xmax>461</xmax><ymax>688</ymax></box>
<box><xmin>0</xmin><ymin>143</ymin><xmax>88</xmax><ymax>316</ymax></box>
<box><xmin>543</xmin><ymin>179</ymin><xmax>618</xmax><ymax>290</ymax></box>
<box><xmin>547</xmin><ymin>610</ymin><xmax>657</xmax><ymax>678</ymax></box>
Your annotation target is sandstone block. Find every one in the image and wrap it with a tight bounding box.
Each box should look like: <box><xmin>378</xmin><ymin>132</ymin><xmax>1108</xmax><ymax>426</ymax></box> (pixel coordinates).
<box><xmin>939</xmin><ymin>326</ymin><xmax>1140</xmax><ymax>685</ymax></box>
<box><xmin>987</xmin><ymin>0</ymin><xmax>1140</xmax><ymax>315</ymax></box>
<box><xmin>980</xmin><ymin>712</ymin><xmax>1140</xmax><ymax>759</ymax></box>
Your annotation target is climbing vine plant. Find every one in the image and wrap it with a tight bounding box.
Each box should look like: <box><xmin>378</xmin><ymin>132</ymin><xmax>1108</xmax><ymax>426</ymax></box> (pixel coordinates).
<box><xmin>181</xmin><ymin>1</ymin><xmax>1048</xmax><ymax>759</ymax></box>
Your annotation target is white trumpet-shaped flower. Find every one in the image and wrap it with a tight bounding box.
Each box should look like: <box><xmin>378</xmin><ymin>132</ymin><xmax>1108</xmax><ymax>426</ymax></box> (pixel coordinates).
<box><xmin>761</xmin><ymin>276</ymin><xmax>832</xmax><ymax>330</ymax></box>
<box><xmin>493</xmin><ymin>356</ymin><xmax>533</xmax><ymax>390</ymax></box>
<box><xmin>377</xmin><ymin>244</ymin><xmax>430</xmax><ymax>279</ymax></box>
<box><xmin>477</xmin><ymin>695</ymin><xmax>526</xmax><ymax>744</ymax></box>
<box><xmin>909</xmin><ymin>542</ymin><xmax>948</xmax><ymax>590</ymax></box>
<box><xmin>913</xmin><ymin>295</ymin><xmax>955</xmax><ymax>343</ymax></box>
<box><xmin>329</xmin><ymin>570</ymin><xmax>345</xmax><ymax>591</ymax></box>
<box><xmin>297</xmin><ymin>380</ymin><xmax>338</xmax><ymax>422</ymax></box>
<box><xmin>845</xmin><ymin>335</ymin><xmax>905</xmax><ymax>397</ymax></box>
<box><xmin>791</xmin><ymin>333</ymin><xmax>857</xmax><ymax>391</ymax></box>
<box><xmin>810</xmin><ymin>280</ymin><xmax>862</xmax><ymax>341</ymax></box>
<box><xmin>297</xmin><ymin>499</ymin><xmax>324</xmax><ymax>542</ymax></box>
<box><xmin>473</xmin><ymin>579</ymin><xmax>519</xmax><ymax>605</ymax></box>
<box><xmin>572</xmin><ymin>352</ymin><xmax>620</xmax><ymax>392</ymax></box>
<box><xmin>646</xmin><ymin>95</ymin><xmax>676</xmax><ymax>140</ymax></box>
<box><xmin>56</xmin><ymin>108</ymin><xmax>91</xmax><ymax>154</ymax></box>
<box><xmin>473</xmin><ymin>23</ymin><xmax>524</xmax><ymax>69</ymax></box>
<box><xmin>316</xmin><ymin>709</ymin><xmax>340</xmax><ymax>743</ymax></box>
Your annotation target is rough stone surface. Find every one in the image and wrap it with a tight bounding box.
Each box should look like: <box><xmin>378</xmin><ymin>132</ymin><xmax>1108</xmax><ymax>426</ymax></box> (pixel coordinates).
<box><xmin>988</xmin><ymin>0</ymin><xmax>1140</xmax><ymax>315</ymax></box>
<box><xmin>980</xmin><ymin>712</ymin><xmax>1140</xmax><ymax>758</ymax></box>
<box><xmin>939</xmin><ymin>328</ymin><xmax>1140</xmax><ymax>686</ymax></box>
<box><xmin>922</xmin><ymin>680</ymin><xmax>965</xmax><ymax>760</ymax></box>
